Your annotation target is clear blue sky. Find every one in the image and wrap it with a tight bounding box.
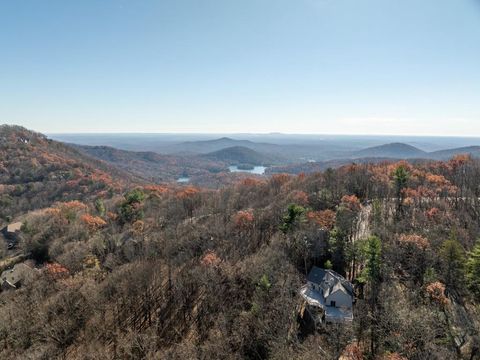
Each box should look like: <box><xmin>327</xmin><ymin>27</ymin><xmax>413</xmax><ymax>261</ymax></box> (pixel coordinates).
<box><xmin>1</xmin><ymin>0</ymin><xmax>480</xmax><ymax>135</ymax></box>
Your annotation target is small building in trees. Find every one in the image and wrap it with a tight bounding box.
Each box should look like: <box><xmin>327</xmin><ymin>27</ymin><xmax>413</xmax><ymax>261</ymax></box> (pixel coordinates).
<box><xmin>300</xmin><ymin>267</ymin><xmax>354</xmax><ymax>324</ymax></box>
<box><xmin>1</xmin><ymin>222</ymin><xmax>23</xmax><ymax>249</ymax></box>
<box><xmin>1</xmin><ymin>262</ymin><xmax>37</xmax><ymax>290</ymax></box>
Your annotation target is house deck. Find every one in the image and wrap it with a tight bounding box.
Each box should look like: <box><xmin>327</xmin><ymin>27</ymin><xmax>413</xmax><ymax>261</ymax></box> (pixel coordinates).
<box><xmin>300</xmin><ymin>285</ymin><xmax>353</xmax><ymax>323</ymax></box>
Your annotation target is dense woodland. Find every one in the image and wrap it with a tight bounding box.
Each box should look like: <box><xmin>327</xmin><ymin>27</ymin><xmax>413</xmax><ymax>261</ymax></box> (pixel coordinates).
<box><xmin>72</xmin><ymin>144</ymin><xmax>227</xmax><ymax>184</ymax></box>
<box><xmin>0</xmin><ymin>125</ymin><xmax>133</xmax><ymax>221</ymax></box>
<box><xmin>1</xmin><ymin>126</ymin><xmax>480</xmax><ymax>359</ymax></box>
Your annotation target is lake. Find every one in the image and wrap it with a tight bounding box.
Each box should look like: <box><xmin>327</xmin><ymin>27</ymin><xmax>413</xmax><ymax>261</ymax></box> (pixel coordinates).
<box><xmin>177</xmin><ymin>177</ymin><xmax>190</xmax><ymax>183</ymax></box>
<box><xmin>228</xmin><ymin>166</ymin><xmax>266</xmax><ymax>175</ymax></box>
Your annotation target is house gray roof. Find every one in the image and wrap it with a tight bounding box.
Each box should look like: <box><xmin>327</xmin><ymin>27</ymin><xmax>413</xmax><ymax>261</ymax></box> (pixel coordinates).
<box><xmin>307</xmin><ymin>266</ymin><xmax>354</xmax><ymax>297</ymax></box>
<box><xmin>324</xmin><ymin>281</ymin><xmax>349</xmax><ymax>298</ymax></box>
<box><xmin>307</xmin><ymin>267</ymin><xmax>327</xmax><ymax>284</ymax></box>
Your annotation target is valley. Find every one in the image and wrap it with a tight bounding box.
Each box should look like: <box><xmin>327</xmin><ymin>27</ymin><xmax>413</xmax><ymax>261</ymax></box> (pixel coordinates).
<box><xmin>1</xmin><ymin>125</ymin><xmax>480</xmax><ymax>359</ymax></box>
<box><xmin>52</xmin><ymin>132</ymin><xmax>480</xmax><ymax>187</ymax></box>
<box><xmin>3</xmin><ymin>0</ymin><xmax>480</xmax><ymax>358</ymax></box>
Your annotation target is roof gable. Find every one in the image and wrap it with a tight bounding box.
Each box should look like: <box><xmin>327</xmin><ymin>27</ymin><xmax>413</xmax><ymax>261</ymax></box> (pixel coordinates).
<box><xmin>325</xmin><ymin>282</ymin><xmax>349</xmax><ymax>298</ymax></box>
<box><xmin>307</xmin><ymin>267</ymin><xmax>354</xmax><ymax>298</ymax></box>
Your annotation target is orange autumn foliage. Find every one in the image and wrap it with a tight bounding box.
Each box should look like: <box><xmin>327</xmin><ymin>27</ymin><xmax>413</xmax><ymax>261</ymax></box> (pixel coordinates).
<box><xmin>404</xmin><ymin>185</ymin><xmax>436</xmax><ymax>199</ymax></box>
<box><xmin>176</xmin><ymin>186</ymin><xmax>200</xmax><ymax>199</ymax></box>
<box><xmin>90</xmin><ymin>171</ymin><xmax>114</xmax><ymax>185</ymax></box>
<box><xmin>81</xmin><ymin>214</ymin><xmax>107</xmax><ymax>230</ymax></box>
<box><xmin>402</xmin><ymin>187</ymin><xmax>417</xmax><ymax>198</ymax></box>
<box><xmin>234</xmin><ymin>210</ymin><xmax>255</xmax><ymax>228</ymax></box>
<box><xmin>425</xmin><ymin>207</ymin><xmax>440</xmax><ymax>219</ymax></box>
<box><xmin>240</xmin><ymin>177</ymin><xmax>264</xmax><ymax>187</ymax></box>
<box><xmin>370</xmin><ymin>164</ymin><xmax>393</xmax><ymax>186</ymax></box>
<box><xmin>106</xmin><ymin>211</ymin><xmax>118</xmax><ymax>221</ymax></box>
<box><xmin>45</xmin><ymin>207</ymin><xmax>61</xmax><ymax>216</ymax></box>
<box><xmin>306</xmin><ymin>209</ymin><xmax>336</xmax><ymax>230</ymax></box>
<box><xmin>340</xmin><ymin>343</ymin><xmax>363</xmax><ymax>360</ymax></box>
<box><xmin>292</xmin><ymin>190</ymin><xmax>309</xmax><ymax>205</ymax></box>
<box><xmin>341</xmin><ymin>194</ymin><xmax>361</xmax><ymax>211</ymax></box>
<box><xmin>60</xmin><ymin>200</ymin><xmax>88</xmax><ymax>211</ymax></box>
<box><xmin>425</xmin><ymin>174</ymin><xmax>449</xmax><ymax>186</ymax></box>
<box><xmin>45</xmin><ymin>262</ymin><xmax>70</xmax><ymax>279</ymax></box>
<box><xmin>132</xmin><ymin>220</ymin><xmax>145</xmax><ymax>233</ymax></box>
<box><xmin>398</xmin><ymin>234</ymin><xmax>429</xmax><ymax>250</ymax></box>
<box><xmin>449</xmin><ymin>154</ymin><xmax>471</xmax><ymax>168</ymax></box>
<box><xmin>144</xmin><ymin>185</ymin><xmax>169</xmax><ymax>194</ymax></box>
<box><xmin>201</xmin><ymin>251</ymin><xmax>221</xmax><ymax>267</ymax></box>
<box><xmin>270</xmin><ymin>173</ymin><xmax>291</xmax><ymax>188</ymax></box>
<box><xmin>426</xmin><ymin>281</ymin><xmax>449</xmax><ymax>307</ymax></box>
<box><xmin>381</xmin><ymin>354</ymin><xmax>408</xmax><ymax>360</ymax></box>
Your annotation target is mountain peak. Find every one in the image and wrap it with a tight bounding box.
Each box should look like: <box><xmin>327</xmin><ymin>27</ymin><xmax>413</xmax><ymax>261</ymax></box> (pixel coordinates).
<box><xmin>0</xmin><ymin>124</ymin><xmax>47</xmax><ymax>143</ymax></box>
<box><xmin>354</xmin><ymin>142</ymin><xmax>426</xmax><ymax>159</ymax></box>
<box><xmin>204</xmin><ymin>146</ymin><xmax>276</xmax><ymax>165</ymax></box>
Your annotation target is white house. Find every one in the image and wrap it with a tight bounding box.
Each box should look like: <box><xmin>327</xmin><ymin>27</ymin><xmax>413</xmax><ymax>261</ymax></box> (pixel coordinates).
<box><xmin>300</xmin><ymin>267</ymin><xmax>354</xmax><ymax>323</ymax></box>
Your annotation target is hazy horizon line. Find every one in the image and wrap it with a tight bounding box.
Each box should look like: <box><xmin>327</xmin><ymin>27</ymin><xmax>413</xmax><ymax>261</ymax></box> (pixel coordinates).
<box><xmin>45</xmin><ymin>131</ymin><xmax>480</xmax><ymax>139</ymax></box>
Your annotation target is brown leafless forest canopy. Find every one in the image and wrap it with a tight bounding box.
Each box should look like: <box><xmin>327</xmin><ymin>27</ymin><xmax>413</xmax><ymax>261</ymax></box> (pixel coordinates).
<box><xmin>1</xmin><ymin>126</ymin><xmax>480</xmax><ymax>359</ymax></box>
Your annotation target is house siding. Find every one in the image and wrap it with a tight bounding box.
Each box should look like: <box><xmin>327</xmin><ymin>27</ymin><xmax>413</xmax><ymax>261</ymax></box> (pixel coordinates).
<box><xmin>326</xmin><ymin>290</ymin><xmax>352</xmax><ymax>308</ymax></box>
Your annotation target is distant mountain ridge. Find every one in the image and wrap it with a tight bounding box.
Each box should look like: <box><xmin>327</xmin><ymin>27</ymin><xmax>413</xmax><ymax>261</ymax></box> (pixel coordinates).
<box><xmin>172</xmin><ymin>138</ymin><xmax>480</xmax><ymax>162</ymax></box>
<box><xmin>203</xmin><ymin>146</ymin><xmax>285</xmax><ymax>165</ymax></box>
<box><xmin>172</xmin><ymin>137</ymin><xmax>283</xmax><ymax>155</ymax></box>
<box><xmin>429</xmin><ymin>146</ymin><xmax>480</xmax><ymax>160</ymax></box>
<box><xmin>65</xmin><ymin>136</ymin><xmax>480</xmax><ymax>181</ymax></box>
<box><xmin>354</xmin><ymin>142</ymin><xmax>480</xmax><ymax>160</ymax></box>
<box><xmin>353</xmin><ymin>143</ymin><xmax>428</xmax><ymax>159</ymax></box>
<box><xmin>72</xmin><ymin>144</ymin><xmax>226</xmax><ymax>182</ymax></box>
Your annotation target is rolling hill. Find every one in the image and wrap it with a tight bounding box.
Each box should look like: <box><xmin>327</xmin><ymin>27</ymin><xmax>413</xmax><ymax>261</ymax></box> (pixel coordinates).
<box><xmin>72</xmin><ymin>144</ymin><xmax>226</xmax><ymax>183</ymax></box>
<box><xmin>354</xmin><ymin>143</ymin><xmax>480</xmax><ymax>161</ymax></box>
<box><xmin>0</xmin><ymin>125</ymin><xmax>133</xmax><ymax>221</ymax></box>
<box><xmin>202</xmin><ymin>146</ymin><xmax>283</xmax><ymax>166</ymax></box>
<box><xmin>353</xmin><ymin>143</ymin><xmax>428</xmax><ymax>159</ymax></box>
<box><xmin>166</xmin><ymin>137</ymin><xmax>325</xmax><ymax>162</ymax></box>
<box><xmin>429</xmin><ymin>146</ymin><xmax>480</xmax><ymax>160</ymax></box>
<box><xmin>170</xmin><ymin>137</ymin><xmax>274</xmax><ymax>154</ymax></box>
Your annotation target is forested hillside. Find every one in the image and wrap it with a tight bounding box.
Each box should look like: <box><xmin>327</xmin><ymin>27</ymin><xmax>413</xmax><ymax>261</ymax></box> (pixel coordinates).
<box><xmin>203</xmin><ymin>146</ymin><xmax>283</xmax><ymax>166</ymax></box>
<box><xmin>73</xmin><ymin>144</ymin><xmax>225</xmax><ymax>183</ymax></box>
<box><xmin>1</xmin><ymin>128</ymin><xmax>480</xmax><ymax>359</ymax></box>
<box><xmin>353</xmin><ymin>143</ymin><xmax>427</xmax><ymax>159</ymax></box>
<box><xmin>0</xmin><ymin>126</ymin><xmax>139</xmax><ymax>223</ymax></box>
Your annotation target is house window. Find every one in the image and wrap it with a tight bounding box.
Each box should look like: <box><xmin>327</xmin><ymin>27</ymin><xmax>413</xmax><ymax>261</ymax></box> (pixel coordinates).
<box><xmin>330</xmin><ymin>301</ymin><xmax>336</xmax><ymax>307</ymax></box>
